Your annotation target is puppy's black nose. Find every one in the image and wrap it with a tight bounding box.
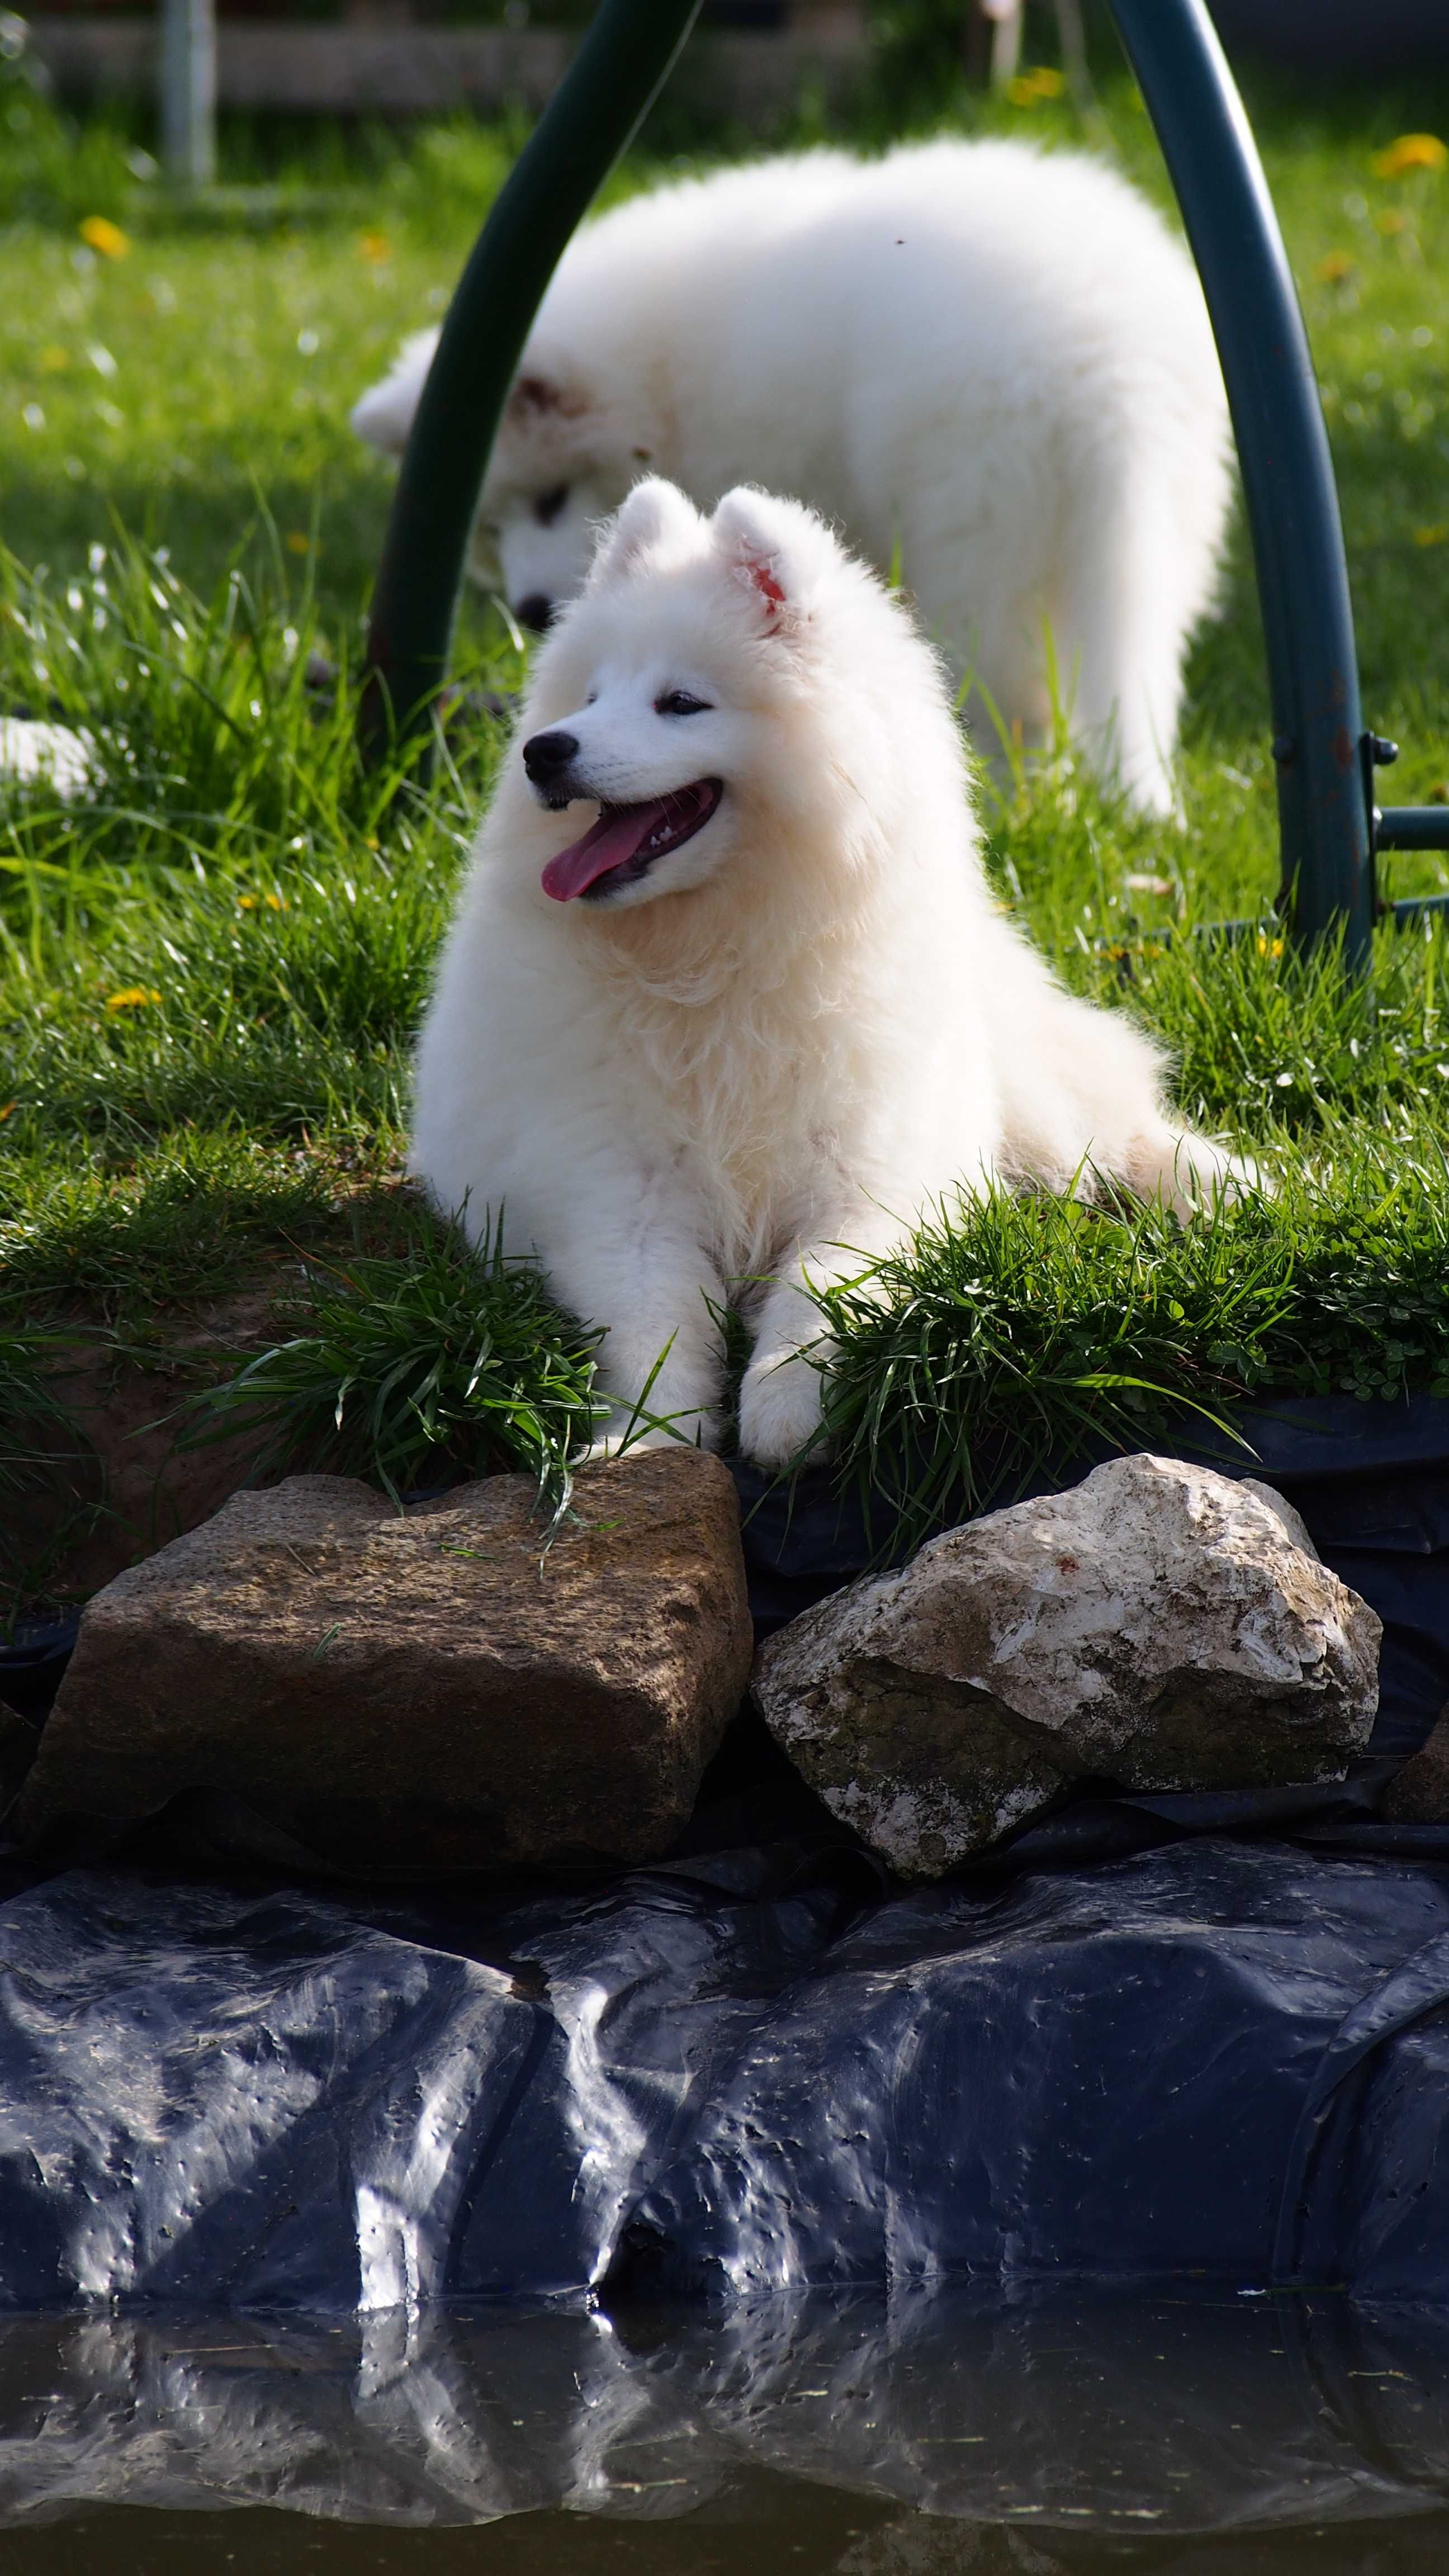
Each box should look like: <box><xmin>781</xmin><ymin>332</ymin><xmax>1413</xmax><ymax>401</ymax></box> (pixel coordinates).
<box><xmin>514</xmin><ymin>594</ymin><xmax>556</xmax><ymax>634</ymax></box>
<box><xmin>522</xmin><ymin>728</ymin><xmax>579</xmax><ymax>783</ymax></box>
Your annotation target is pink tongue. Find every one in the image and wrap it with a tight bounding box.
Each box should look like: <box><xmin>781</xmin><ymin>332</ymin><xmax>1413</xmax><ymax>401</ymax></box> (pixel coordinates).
<box><xmin>542</xmin><ymin>801</ymin><xmax>669</xmax><ymax>902</ymax></box>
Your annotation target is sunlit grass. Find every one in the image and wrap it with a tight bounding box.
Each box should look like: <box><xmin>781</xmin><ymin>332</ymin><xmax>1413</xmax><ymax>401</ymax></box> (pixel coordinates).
<box><xmin>810</xmin><ymin>1131</ymin><xmax>1449</xmax><ymax>1554</ymax></box>
<box><xmin>184</xmin><ymin>1205</ymin><xmax>608</xmax><ymax>1509</ymax></box>
<box><xmin>4</xmin><ymin>67</ymin><xmax>1449</xmax><ymax>1579</ymax></box>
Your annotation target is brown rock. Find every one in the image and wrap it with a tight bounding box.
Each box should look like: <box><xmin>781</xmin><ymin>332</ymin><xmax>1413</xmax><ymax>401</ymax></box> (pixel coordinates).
<box><xmin>17</xmin><ymin>1450</ymin><xmax>752</xmax><ymax>1870</ymax></box>
<box><xmin>754</xmin><ymin>1454</ymin><xmax>1381</xmax><ymax>1878</ymax></box>
<box><xmin>1382</xmin><ymin>1709</ymin><xmax>1449</xmax><ymax>1822</ymax></box>
<box><xmin>2</xmin><ymin>1290</ymin><xmax>283</xmax><ymax>1603</ymax></box>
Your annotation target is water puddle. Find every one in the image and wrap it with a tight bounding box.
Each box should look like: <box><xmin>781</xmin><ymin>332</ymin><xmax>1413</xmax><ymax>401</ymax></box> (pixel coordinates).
<box><xmin>0</xmin><ymin>2288</ymin><xmax>1446</xmax><ymax>2569</ymax></box>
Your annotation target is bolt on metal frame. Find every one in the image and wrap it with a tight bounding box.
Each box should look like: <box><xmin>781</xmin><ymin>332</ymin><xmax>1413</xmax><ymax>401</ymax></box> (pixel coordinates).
<box><xmin>362</xmin><ymin>0</ymin><xmax>1449</xmax><ymax>963</ymax></box>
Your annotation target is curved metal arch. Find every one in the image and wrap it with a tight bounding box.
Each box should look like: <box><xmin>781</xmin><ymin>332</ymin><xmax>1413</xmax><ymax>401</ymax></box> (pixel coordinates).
<box><xmin>360</xmin><ymin>0</ymin><xmax>702</xmax><ymax>758</ymax></box>
<box><xmin>362</xmin><ymin>0</ymin><xmax>1449</xmax><ymax>955</ymax></box>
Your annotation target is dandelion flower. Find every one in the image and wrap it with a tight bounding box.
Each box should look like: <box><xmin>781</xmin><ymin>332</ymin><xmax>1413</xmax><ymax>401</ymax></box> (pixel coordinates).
<box><xmin>0</xmin><ymin>1102</ymin><xmax>13</xmax><ymax>1124</ymax></box>
<box><xmin>1371</xmin><ymin>134</ymin><xmax>1447</xmax><ymax>179</ymax></box>
<box><xmin>1414</xmin><ymin>525</ymin><xmax>1448</xmax><ymax>547</ymax></box>
<box><xmin>357</xmin><ymin>230</ymin><xmax>392</xmax><ymax>263</ymax></box>
<box><xmin>79</xmin><ymin>215</ymin><xmax>130</xmax><ymax>260</ymax></box>
<box><xmin>1006</xmin><ymin>67</ymin><xmax>1064</xmax><ymax>107</ymax></box>
<box><xmin>105</xmin><ymin>986</ymin><xmax>160</xmax><ymax>1012</ymax></box>
<box><xmin>37</xmin><ymin>345</ymin><xmax>70</xmax><ymax>372</ymax></box>
<box><xmin>285</xmin><ymin>532</ymin><xmax>312</xmax><ymax>556</ymax></box>
<box><xmin>1314</xmin><ymin>250</ymin><xmax>1355</xmax><ymax>283</ymax></box>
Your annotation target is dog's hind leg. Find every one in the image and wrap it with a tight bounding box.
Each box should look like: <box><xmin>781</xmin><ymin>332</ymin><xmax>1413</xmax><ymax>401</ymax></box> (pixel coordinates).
<box><xmin>1116</xmin><ymin>1121</ymin><xmax>1261</xmax><ymax>1219</ymax></box>
<box><xmin>1049</xmin><ymin>460</ymin><xmax>1215</xmax><ymax>818</ymax></box>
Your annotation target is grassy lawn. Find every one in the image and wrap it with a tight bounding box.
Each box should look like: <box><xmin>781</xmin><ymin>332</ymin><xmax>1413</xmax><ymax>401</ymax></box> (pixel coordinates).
<box><xmin>6</xmin><ymin>44</ymin><xmax>1449</xmax><ymax>1600</ymax></box>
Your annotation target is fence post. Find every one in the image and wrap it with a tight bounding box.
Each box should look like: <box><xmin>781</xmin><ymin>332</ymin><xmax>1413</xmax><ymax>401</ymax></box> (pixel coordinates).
<box><xmin>160</xmin><ymin>0</ymin><xmax>216</xmax><ymax>188</ymax></box>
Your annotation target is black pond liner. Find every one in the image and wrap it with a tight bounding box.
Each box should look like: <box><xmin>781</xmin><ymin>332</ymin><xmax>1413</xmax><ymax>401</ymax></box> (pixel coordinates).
<box><xmin>2</xmin><ymin>1395</ymin><xmax>1449</xmax><ymax>2313</ymax></box>
<box><xmin>0</xmin><ymin>1612</ymin><xmax>80</xmax><ymax>1727</ymax></box>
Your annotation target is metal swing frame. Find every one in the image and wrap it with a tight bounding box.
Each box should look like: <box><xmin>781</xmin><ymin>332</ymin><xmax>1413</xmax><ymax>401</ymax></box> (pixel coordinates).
<box><xmin>361</xmin><ymin>0</ymin><xmax>1449</xmax><ymax>967</ymax></box>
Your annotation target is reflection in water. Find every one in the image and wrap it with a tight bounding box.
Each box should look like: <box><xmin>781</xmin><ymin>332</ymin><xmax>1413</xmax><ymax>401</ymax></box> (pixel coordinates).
<box><xmin>0</xmin><ymin>2289</ymin><xmax>1445</xmax><ymax>2570</ymax></box>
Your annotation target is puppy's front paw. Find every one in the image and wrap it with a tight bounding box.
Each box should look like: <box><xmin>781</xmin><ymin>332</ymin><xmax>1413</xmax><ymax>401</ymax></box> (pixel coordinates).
<box><xmin>738</xmin><ymin>1348</ymin><xmax>828</xmax><ymax>1469</ymax></box>
<box><xmin>577</xmin><ymin>1422</ymin><xmax>676</xmax><ymax>1466</ymax></box>
<box><xmin>578</xmin><ymin>1405</ymin><xmax>723</xmax><ymax>1466</ymax></box>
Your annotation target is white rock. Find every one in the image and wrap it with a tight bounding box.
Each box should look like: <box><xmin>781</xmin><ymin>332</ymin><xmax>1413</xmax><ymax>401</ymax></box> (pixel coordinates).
<box><xmin>754</xmin><ymin>1454</ymin><xmax>1381</xmax><ymax>1878</ymax></box>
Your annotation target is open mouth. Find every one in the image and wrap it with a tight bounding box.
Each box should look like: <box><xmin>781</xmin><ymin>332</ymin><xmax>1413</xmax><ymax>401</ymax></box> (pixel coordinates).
<box><xmin>541</xmin><ymin>779</ymin><xmax>723</xmax><ymax>903</ymax></box>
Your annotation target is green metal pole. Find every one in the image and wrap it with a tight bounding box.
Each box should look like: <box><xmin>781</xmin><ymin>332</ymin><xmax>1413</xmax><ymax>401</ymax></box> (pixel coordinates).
<box><xmin>361</xmin><ymin>0</ymin><xmax>703</xmax><ymax>759</ymax></box>
<box><xmin>1105</xmin><ymin>0</ymin><xmax>1376</xmax><ymax>967</ymax></box>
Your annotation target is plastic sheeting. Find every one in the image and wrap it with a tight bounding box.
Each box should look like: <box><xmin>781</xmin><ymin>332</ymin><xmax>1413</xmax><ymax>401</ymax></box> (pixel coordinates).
<box><xmin>1</xmin><ymin>1832</ymin><xmax>1449</xmax><ymax>2309</ymax></box>
<box><xmin>2</xmin><ymin>1394</ymin><xmax>1449</xmax><ymax>2315</ymax></box>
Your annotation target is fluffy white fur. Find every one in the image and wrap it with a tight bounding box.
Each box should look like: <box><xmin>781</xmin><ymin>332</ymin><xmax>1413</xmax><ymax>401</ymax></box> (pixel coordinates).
<box><xmin>355</xmin><ymin>138</ymin><xmax>1232</xmax><ymax>815</ymax></box>
<box><xmin>0</xmin><ymin>719</ymin><xmax>91</xmax><ymax>795</ymax></box>
<box><xmin>411</xmin><ymin>478</ymin><xmax>1241</xmax><ymax>1469</ymax></box>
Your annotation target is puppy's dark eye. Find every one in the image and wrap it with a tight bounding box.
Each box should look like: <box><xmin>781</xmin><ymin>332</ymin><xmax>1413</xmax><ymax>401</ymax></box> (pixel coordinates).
<box><xmin>655</xmin><ymin>688</ymin><xmax>712</xmax><ymax>717</ymax></box>
<box><xmin>533</xmin><ymin>484</ymin><xmax>570</xmax><ymax>527</ymax></box>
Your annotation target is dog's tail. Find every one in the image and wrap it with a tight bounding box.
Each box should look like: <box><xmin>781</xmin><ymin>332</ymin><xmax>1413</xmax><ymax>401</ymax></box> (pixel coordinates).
<box><xmin>351</xmin><ymin>328</ymin><xmax>440</xmax><ymax>458</ymax></box>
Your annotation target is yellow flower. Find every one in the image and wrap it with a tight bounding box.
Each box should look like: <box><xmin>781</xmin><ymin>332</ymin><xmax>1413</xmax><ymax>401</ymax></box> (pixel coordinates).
<box><xmin>0</xmin><ymin>1101</ymin><xmax>13</xmax><ymax>1124</ymax></box>
<box><xmin>1377</xmin><ymin>208</ymin><xmax>1408</xmax><ymax>236</ymax></box>
<box><xmin>37</xmin><ymin>345</ymin><xmax>70</xmax><ymax>372</ymax></box>
<box><xmin>1314</xmin><ymin>250</ymin><xmax>1355</xmax><ymax>283</ymax></box>
<box><xmin>237</xmin><ymin>892</ymin><xmax>286</xmax><ymax>911</ymax></box>
<box><xmin>285</xmin><ymin>531</ymin><xmax>312</xmax><ymax>556</ymax></box>
<box><xmin>1006</xmin><ymin>66</ymin><xmax>1064</xmax><ymax>107</ymax></box>
<box><xmin>1414</xmin><ymin>524</ymin><xmax>1449</xmax><ymax>547</ymax></box>
<box><xmin>357</xmin><ymin>229</ymin><xmax>392</xmax><ymax>263</ymax></box>
<box><xmin>105</xmin><ymin>985</ymin><xmax>160</xmax><ymax>1011</ymax></box>
<box><xmin>1372</xmin><ymin>134</ymin><xmax>1447</xmax><ymax>178</ymax></box>
<box><xmin>1256</xmin><ymin>934</ymin><xmax>1285</xmax><ymax>958</ymax></box>
<box><xmin>79</xmin><ymin>216</ymin><xmax>130</xmax><ymax>260</ymax></box>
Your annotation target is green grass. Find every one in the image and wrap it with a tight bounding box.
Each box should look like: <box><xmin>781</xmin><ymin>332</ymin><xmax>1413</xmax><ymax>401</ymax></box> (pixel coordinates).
<box><xmin>184</xmin><ymin>1205</ymin><xmax>609</xmax><ymax>1508</ymax></box>
<box><xmin>6</xmin><ymin>46</ymin><xmax>1449</xmax><ymax>1586</ymax></box>
<box><xmin>812</xmin><ymin>1143</ymin><xmax>1449</xmax><ymax>1555</ymax></box>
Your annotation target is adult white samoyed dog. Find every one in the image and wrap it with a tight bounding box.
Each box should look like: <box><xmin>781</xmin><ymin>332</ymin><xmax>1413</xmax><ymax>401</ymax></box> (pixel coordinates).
<box><xmin>411</xmin><ymin>477</ymin><xmax>1242</xmax><ymax>1469</ymax></box>
<box><xmin>354</xmin><ymin>139</ymin><xmax>1232</xmax><ymax>816</ymax></box>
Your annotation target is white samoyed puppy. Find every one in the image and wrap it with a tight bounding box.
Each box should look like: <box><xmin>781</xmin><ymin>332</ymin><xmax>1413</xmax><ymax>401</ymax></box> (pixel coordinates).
<box><xmin>411</xmin><ymin>477</ymin><xmax>1242</xmax><ymax>1470</ymax></box>
<box><xmin>354</xmin><ymin>139</ymin><xmax>1231</xmax><ymax>816</ymax></box>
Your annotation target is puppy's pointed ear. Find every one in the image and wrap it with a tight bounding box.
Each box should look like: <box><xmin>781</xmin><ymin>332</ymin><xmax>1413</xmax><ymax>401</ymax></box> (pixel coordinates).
<box><xmin>507</xmin><ymin>366</ymin><xmax>593</xmax><ymax>423</ymax></box>
<box><xmin>350</xmin><ymin>329</ymin><xmax>438</xmax><ymax>458</ymax></box>
<box><xmin>591</xmin><ymin>477</ymin><xmax>703</xmax><ymax>583</ymax></box>
<box><xmin>711</xmin><ymin>487</ymin><xmax>804</xmax><ymax>637</ymax></box>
